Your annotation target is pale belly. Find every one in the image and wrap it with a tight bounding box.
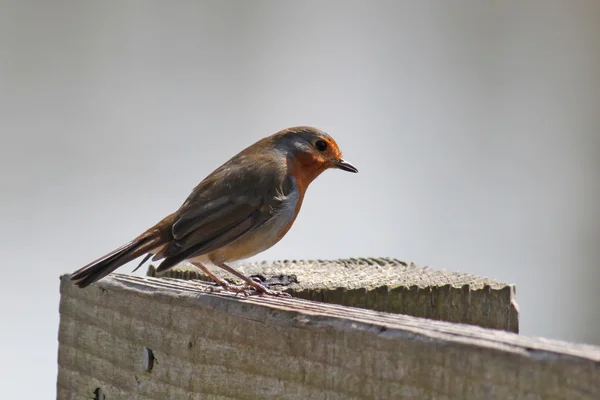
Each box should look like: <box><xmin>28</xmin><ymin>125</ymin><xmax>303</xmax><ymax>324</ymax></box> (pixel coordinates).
<box><xmin>193</xmin><ymin>185</ymin><xmax>301</xmax><ymax>265</ymax></box>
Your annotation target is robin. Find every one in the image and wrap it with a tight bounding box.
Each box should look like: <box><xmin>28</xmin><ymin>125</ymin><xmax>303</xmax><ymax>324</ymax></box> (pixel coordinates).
<box><xmin>70</xmin><ymin>126</ymin><xmax>358</xmax><ymax>296</ymax></box>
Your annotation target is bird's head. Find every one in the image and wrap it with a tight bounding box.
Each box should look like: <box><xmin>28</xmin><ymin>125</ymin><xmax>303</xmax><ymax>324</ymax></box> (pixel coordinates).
<box><xmin>272</xmin><ymin>127</ymin><xmax>358</xmax><ymax>189</ymax></box>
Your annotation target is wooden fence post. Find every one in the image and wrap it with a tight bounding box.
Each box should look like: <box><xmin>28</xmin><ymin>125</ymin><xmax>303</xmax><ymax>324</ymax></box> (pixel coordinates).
<box><xmin>57</xmin><ymin>273</ymin><xmax>599</xmax><ymax>400</ymax></box>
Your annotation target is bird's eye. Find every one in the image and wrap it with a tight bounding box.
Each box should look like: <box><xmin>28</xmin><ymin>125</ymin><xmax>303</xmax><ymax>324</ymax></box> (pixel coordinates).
<box><xmin>315</xmin><ymin>139</ymin><xmax>328</xmax><ymax>152</ymax></box>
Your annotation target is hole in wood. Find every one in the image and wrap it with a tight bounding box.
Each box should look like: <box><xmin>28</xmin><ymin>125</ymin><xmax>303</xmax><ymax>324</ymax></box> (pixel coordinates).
<box><xmin>93</xmin><ymin>387</ymin><xmax>105</xmax><ymax>400</ymax></box>
<box><xmin>143</xmin><ymin>347</ymin><xmax>155</xmax><ymax>372</ymax></box>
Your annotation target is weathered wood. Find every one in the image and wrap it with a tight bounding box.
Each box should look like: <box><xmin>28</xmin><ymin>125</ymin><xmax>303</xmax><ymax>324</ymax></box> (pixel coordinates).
<box><xmin>147</xmin><ymin>258</ymin><xmax>519</xmax><ymax>332</ymax></box>
<box><xmin>58</xmin><ymin>274</ymin><xmax>599</xmax><ymax>400</ymax></box>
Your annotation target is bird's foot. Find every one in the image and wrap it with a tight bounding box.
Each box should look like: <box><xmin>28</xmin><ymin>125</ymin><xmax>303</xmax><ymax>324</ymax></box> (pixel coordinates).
<box><xmin>248</xmin><ymin>282</ymin><xmax>292</xmax><ymax>298</ymax></box>
<box><xmin>256</xmin><ymin>287</ymin><xmax>292</xmax><ymax>297</ymax></box>
<box><xmin>207</xmin><ymin>282</ymin><xmax>252</xmax><ymax>297</ymax></box>
<box><xmin>207</xmin><ymin>281</ymin><xmax>291</xmax><ymax>298</ymax></box>
<box><xmin>244</xmin><ymin>275</ymin><xmax>291</xmax><ymax>297</ymax></box>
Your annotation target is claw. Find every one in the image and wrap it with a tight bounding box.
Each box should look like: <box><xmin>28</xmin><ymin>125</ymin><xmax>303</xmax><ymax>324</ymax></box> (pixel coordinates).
<box><xmin>206</xmin><ymin>281</ymin><xmax>290</xmax><ymax>298</ymax></box>
<box><xmin>205</xmin><ymin>282</ymin><xmax>250</xmax><ymax>296</ymax></box>
<box><xmin>252</xmin><ymin>284</ymin><xmax>292</xmax><ymax>298</ymax></box>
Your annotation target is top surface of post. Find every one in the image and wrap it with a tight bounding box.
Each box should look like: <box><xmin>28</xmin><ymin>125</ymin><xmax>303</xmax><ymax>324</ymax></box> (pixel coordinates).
<box><xmin>146</xmin><ymin>257</ymin><xmax>519</xmax><ymax>332</ymax></box>
<box><xmin>151</xmin><ymin>257</ymin><xmax>510</xmax><ymax>290</ymax></box>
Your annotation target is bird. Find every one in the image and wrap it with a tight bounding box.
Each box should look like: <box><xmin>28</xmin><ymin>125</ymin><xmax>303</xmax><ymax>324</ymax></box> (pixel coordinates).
<box><xmin>70</xmin><ymin>126</ymin><xmax>358</xmax><ymax>296</ymax></box>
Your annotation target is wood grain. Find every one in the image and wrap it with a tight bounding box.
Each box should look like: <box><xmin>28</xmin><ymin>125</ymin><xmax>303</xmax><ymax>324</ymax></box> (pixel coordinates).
<box><xmin>58</xmin><ymin>274</ymin><xmax>598</xmax><ymax>400</ymax></box>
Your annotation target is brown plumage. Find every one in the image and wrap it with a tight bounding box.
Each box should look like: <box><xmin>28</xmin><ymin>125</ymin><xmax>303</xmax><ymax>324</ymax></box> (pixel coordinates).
<box><xmin>70</xmin><ymin>126</ymin><xmax>358</xmax><ymax>296</ymax></box>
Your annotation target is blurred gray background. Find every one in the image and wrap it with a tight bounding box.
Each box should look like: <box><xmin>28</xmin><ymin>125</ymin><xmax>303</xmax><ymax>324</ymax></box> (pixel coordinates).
<box><xmin>1</xmin><ymin>0</ymin><xmax>599</xmax><ymax>397</ymax></box>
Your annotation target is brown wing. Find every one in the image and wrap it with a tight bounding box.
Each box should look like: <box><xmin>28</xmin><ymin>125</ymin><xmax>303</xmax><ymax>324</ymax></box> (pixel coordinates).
<box><xmin>155</xmin><ymin>153</ymin><xmax>289</xmax><ymax>272</ymax></box>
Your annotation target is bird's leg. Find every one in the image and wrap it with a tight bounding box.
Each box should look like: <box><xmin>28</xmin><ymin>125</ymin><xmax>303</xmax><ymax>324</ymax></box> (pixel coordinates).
<box><xmin>214</xmin><ymin>262</ymin><xmax>291</xmax><ymax>298</ymax></box>
<box><xmin>189</xmin><ymin>262</ymin><xmax>250</xmax><ymax>296</ymax></box>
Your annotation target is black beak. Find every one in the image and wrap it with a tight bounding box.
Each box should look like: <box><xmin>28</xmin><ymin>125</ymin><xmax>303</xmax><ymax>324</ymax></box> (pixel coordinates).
<box><xmin>335</xmin><ymin>158</ymin><xmax>358</xmax><ymax>173</ymax></box>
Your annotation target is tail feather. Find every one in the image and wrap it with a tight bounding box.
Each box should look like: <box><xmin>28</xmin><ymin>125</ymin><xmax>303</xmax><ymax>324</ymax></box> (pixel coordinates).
<box><xmin>70</xmin><ymin>235</ymin><xmax>159</xmax><ymax>288</ymax></box>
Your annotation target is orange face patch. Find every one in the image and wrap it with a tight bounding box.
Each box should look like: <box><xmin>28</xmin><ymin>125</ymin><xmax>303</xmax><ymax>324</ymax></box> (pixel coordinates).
<box><xmin>288</xmin><ymin>151</ymin><xmax>328</xmax><ymax>194</ymax></box>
